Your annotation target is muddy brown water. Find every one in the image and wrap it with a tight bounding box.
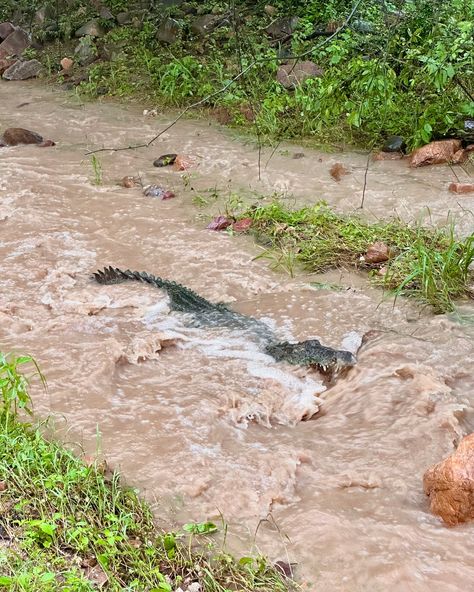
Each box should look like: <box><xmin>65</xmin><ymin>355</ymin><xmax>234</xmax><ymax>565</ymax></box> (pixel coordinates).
<box><xmin>1</xmin><ymin>82</ymin><xmax>474</xmax><ymax>590</ymax></box>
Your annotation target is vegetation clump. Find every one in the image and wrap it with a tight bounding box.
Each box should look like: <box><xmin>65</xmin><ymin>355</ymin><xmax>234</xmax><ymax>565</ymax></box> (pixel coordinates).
<box><xmin>1</xmin><ymin>0</ymin><xmax>473</xmax><ymax>150</ymax></box>
<box><xmin>233</xmin><ymin>200</ymin><xmax>474</xmax><ymax>313</ymax></box>
<box><xmin>0</xmin><ymin>354</ymin><xmax>291</xmax><ymax>591</ymax></box>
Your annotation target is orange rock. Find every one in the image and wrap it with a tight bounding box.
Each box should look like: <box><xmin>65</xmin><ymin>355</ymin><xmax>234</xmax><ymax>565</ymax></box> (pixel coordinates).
<box><xmin>364</xmin><ymin>241</ymin><xmax>391</xmax><ymax>264</ymax></box>
<box><xmin>448</xmin><ymin>182</ymin><xmax>474</xmax><ymax>194</ymax></box>
<box><xmin>410</xmin><ymin>139</ymin><xmax>463</xmax><ymax>167</ymax></box>
<box><xmin>120</xmin><ymin>176</ymin><xmax>140</xmax><ymax>188</ymax></box>
<box><xmin>60</xmin><ymin>57</ymin><xmax>73</xmax><ymax>71</ymax></box>
<box><xmin>423</xmin><ymin>433</ymin><xmax>474</xmax><ymax>526</ymax></box>
<box><xmin>329</xmin><ymin>162</ymin><xmax>350</xmax><ymax>181</ymax></box>
<box><xmin>173</xmin><ymin>154</ymin><xmax>196</xmax><ymax>171</ymax></box>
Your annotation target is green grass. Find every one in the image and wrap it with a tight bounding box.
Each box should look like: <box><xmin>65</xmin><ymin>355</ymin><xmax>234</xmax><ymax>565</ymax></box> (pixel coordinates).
<box><xmin>0</xmin><ymin>354</ymin><xmax>292</xmax><ymax>591</ymax></box>
<box><xmin>232</xmin><ymin>200</ymin><xmax>474</xmax><ymax>313</ymax></box>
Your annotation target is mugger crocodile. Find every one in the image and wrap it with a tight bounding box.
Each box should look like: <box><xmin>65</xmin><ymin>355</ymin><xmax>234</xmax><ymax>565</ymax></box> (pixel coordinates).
<box><xmin>93</xmin><ymin>267</ymin><xmax>357</xmax><ymax>376</ymax></box>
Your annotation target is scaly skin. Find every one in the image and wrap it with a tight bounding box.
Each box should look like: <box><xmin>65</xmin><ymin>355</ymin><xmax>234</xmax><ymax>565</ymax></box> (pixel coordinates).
<box><xmin>93</xmin><ymin>266</ymin><xmax>356</xmax><ymax>375</ymax></box>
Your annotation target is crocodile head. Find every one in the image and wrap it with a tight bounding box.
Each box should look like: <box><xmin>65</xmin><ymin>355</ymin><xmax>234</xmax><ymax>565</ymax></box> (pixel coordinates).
<box><xmin>265</xmin><ymin>339</ymin><xmax>357</xmax><ymax>376</ymax></box>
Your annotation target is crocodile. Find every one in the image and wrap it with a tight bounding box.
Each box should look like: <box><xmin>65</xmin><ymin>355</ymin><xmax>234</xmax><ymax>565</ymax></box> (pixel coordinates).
<box><xmin>93</xmin><ymin>266</ymin><xmax>357</xmax><ymax>376</ymax></box>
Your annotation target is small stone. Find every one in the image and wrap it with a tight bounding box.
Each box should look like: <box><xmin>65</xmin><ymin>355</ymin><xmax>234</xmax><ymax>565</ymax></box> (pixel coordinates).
<box><xmin>365</xmin><ymin>242</ymin><xmax>391</xmax><ymax>264</ymax></box>
<box><xmin>0</xmin><ymin>481</ymin><xmax>7</xmax><ymax>491</ymax></box>
<box><xmin>329</xmin><ymin>162</ymin><xmax>349</xmax><ymax>181</ymax></box>
<box><xmin>120</xmin><ymin>176</ymin><xmax>140</xmax><ymax>188</ymax></box>
<box><xmin>153</xmin><ymin>153</ymin><xmax>177</xmax><ymax>167</ymax></box>
<box><xmin>0</xmin><ymin>22</ymin><xmax>15</xmax><ymax>42</ymax></box>
<box><xmin>264</xmin><ymin>5</ymin><xmax>277</xmax><ymax>16</ymax></box>
<box><xmin>0</xmin><ymin>28</ymin><xmax>30</xmax><ymax>60</ymax></box>
<box><xmin>60</xmin><ymin>57</ymin><xmax>73</xmax><ymax>71</ymax></box>
<box><xmin>143</xmin><ymin>185</ymin><xmax>175</xmax><ymax>199</ymax></box>
<box><xmin>424</xmin><ymin>433</ymin><xmax>474</xmax><ymax>526</ymax></box>
<box><xmin>207</xmin><ymin>216</ymin><xmax>232</xmax><ymax>231</ymax></box>
<box><xmin>448</xmin><ymin>182</ymin><xmax>474</xmax><ymax>194</ymax></box>
<box><xmin>382</xmin><ymin>135</ymin><xmax>405</xmax><ymax>153</ymax></box>
<box><xmin>232</xmin><ymin>218</ymin><xmax>252</xmax><ymax>232</ymax></box>
<box><xmin>75</xmin><ymin>20</ymin><xmax>105</xmax><ymax>38</ymax></box>
<box><xmin>292</xmin><ymin>152</ymin><xmax>305</xmax><ymax>159</ymax></box>
<box><xmin>277</xmin><ymin>61</ymin><xmax>323</xmax><ymax>89</ymax></box>
<box><xmin>99</xmin><ymin>7</ymin><xmax>114</xmax><ymax>20</ymax></box>
<box><xmin>173</xmin><ymin>154</ymin><xmax>196</xmax><ymax>171</ymax></box>
<box><xmin>116</xmin><ymin>12</ymin><xmax>131</xmax><ymax>25</ymax></box>
<box><xmin>3</xmin><ymin>59</ymin><xmax>42</xmax><ymax>80</ymax></box>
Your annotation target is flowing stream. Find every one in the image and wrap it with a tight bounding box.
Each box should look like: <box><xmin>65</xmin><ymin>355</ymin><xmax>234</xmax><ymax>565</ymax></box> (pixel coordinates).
<box><xmin>1</xmin><ymin>81</ymin><xmax>474</xmax><ymax>591</ymax></box>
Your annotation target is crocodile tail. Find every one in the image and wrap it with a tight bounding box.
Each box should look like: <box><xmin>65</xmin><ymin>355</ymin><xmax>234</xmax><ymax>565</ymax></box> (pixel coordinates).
<box><xmin>92</xmin><ymin>266</ymin><xmax>166</xmax><ymax>288</ymax></box>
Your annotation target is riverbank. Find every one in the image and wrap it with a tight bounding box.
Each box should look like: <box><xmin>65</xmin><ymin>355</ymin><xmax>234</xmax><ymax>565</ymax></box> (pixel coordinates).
<box><xmin>0</xmin><ymin>354</ymin><xmax>290</xmax><ymax>591</ymax></box>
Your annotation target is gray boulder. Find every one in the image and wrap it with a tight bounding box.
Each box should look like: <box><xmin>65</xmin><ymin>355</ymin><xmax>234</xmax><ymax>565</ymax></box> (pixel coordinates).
<box><xmin>0</xmin><ymin>28</ymin><xmax>30</xmax><ymax>60</ymax></box>
<box><xmin>0</xmin><ymin>22</ymin><xmax>15</xmax><ymax>42</ymax></box>
<box><xmin>74</xmin><ymin>36</ymin><xmax>98</xmax><ymax>65</ymax></box>
<box><xmin>75</xmin><ymin>20</ymin><xmax>105</xmax><ymax>38</ymax></box>
<box><xmin>3</xmin><ymin>59</ymin><xmax>42</xmax><ymax>80</ymax></box>
<box><xmin>265</xmin><ymin>16</ymin><xmax>299</xmax><ymax>39</ymax></box>
<box><xmin>190</xmin><ymin>14</ymin><xmax>219</xmax><ymax>36</ymax></box>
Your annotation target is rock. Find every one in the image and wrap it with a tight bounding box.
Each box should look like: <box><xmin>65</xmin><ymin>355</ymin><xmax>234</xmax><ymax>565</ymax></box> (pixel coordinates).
<box><xmin>277</xmin><ymin>61</ymin><xmax>323</xmax><ymax>89</ymax></box>
<box><xmin>120</xmin><ymin>176</ymin><xmax>140</xmax><ymax>188</ymax></box>
<box><xmin>116</xmin><ymin>12</ymin><xmax>131</xmax><ymax>25</ymax></box>
<box><xmin>265</xmin><ymin>16</ymin><xmax>299</xmax><ymax>39</ymax></box>
<box><xmin>156</xmin><ymin>18</ymin><xmax>180</xmax><ymax>44</ymax></box>
<box><xmin>74</xmin><ymin>36</ymin><xmax>98</xmax><ymax>66</ymax></box>
<box><xmin>0</xmin><ymin>28</ymin><xmax>30</xmax><ymax>60</ymax></box>
<box><xmin>448</xmin><ymin>182</ymin><xmax>474</xmax><ymax>195</ymax></box>
<box><xmin>292</xmin><ymin>152</ymin><xmax>305</xmax><ymax>159</ymax></box>
<box><xmin>207</xmin><ymin>216</ymin><xmax>232</xmax><ymax>231</ymax></box>
<box><xmin>190</xmin><ymin>15</ymin><xmax>219</xmax><ymax>36</ymax></box>
<box><xmin>372</xmin><ymin>151</ymin><xmax>404</xmax><ymax>161</ymax></box>
<box><xmin>423</xmin><ymin>433</ymin><xmax>474</xmax><ymax>526</ymax></box>
<box><xmin>232</xmin><ymin>218</ymin><xmax>252</xmax><ymax>232</ymax></box>
<box><xmin>143</xmin><ymin>185</ymin><xmax>175</xmax><ymax>199</ymax></box>
<box><xmin>410</xmin><ymin>139</ymin><xmax>465</xmax><ymax>167</ymax></box>
<box><xmin>173</xmin><ymin>154</ymin><xmax>196</xmax><ymax>170</ymax></box>
<box><xmin>75</xmin><ymin>20</ymin><xmax>105</xmax><ymax>38</ymax></box>
<box><xmin>99</xmin><ymin>6</ymin><xmax>114</xmax><ymax>20</ymax></box>
<box><xmin>0</xmin><ymin>58</ymin><xmax>16</xmax><ymax>74</ymax></box>
<box><xmin>0</xmin><ymin>22</ymin><xmax>15</xmax><ymax>41</ymax></box>
<box><xmin>60</xmin><ymin>57</ymin><xmax>73</xmax><ymax>71</ymax></box>
<box><xmin>0</xmin><ymin>127</ymin><xmax>43</xmax><ymax>146</ymax></box>
<box><xmin>153</xmin><ymin>154</ymin><xmax>177</xmax><ymax>167</ymax></box>
<box><xmin>364</xmin><ymin>242</ymin><xmax>391</xmax><ymax>264</ymax></box>
<box><xmin>382</xmin><ymin>135</ymin><xmax>405</xmax><ymax>153</ymax></box>
<box><xmin>329</xmin><ymin>163</ymin><xmax>350</xmax><ymax>181</ymax></box>
<box><xmin>3</xmin><ymin>59</ymin><xmax>42</xmax><ymax>80</ymax></box>
<box><xmin>264</xmin><ymin>5</ymin><xmax>277</xmax><ymax>16</ymax></box>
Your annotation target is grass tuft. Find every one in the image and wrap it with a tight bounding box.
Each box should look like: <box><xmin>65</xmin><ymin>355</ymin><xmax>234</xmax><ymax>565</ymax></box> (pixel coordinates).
<box><xmin>233</xmin><ymin>200</ymin><xmax>474</xmax><ymax>313</ymax></box>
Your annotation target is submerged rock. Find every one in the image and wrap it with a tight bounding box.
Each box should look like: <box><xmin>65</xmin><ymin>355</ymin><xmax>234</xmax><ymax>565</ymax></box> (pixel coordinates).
<box><xmin>207</xmin><ymin>216</ymin><xmax>232</xmax><ymax>231</ymax></box>
<box><xmin>232</xmin><ymin>218</ymin><xmax>252</xmax><ymax>232</ymax></box>
<box><xmin>410</xmin><ymin>139</ymin><xmax>466</xmax><ymax>167</ymax></box>
<box><xmin>120</xmin><ymin>176</ymin><xmax>140</xmax><ymax>188</ymax></box>
<box><xmin>143</xmin><ymin>185</ymin><xmax>175</xmax><ymax>200</ymax></box>
<box><xmin>423</xmin><ymin>433</ymin><xmax>474</xmax><ymax>526</ymax></box>
<box><xmin>277</xmin><ymin>61</ymin><xmax>323</xmax><ymax>89</ymax></box>
<box><xmin>153</xmin><ymin>153</ymin><xmax>177</xmax><ymax>167</ymax></box>
<box><xmin>329</xmin><ymin>162</ymin><xmax>350</xmax><ymax>181</ymax></box>
<box><xmin>0</xmin><ymin>127</ymin><xmax>43</xmax><ymax>146</ymax></box>
<box><xmin>3</xmin><ymin>59</ymin><xmax>42</xmax><ymax>80</ymax></box>
<box><xmin>448</xmin><ymin>182</ymin><xmax>474</xmax><ymax>195</ymax></box>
